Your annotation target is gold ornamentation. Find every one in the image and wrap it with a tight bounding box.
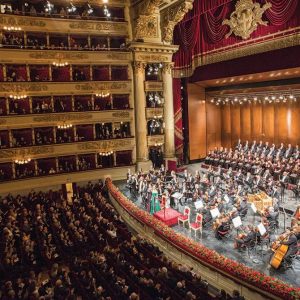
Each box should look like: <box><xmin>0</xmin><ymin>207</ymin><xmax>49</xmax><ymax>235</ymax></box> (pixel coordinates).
<box><xmin>75</xmin><ymin>82</ymin><xmax>129</xmax><ymax>91</ymax></box>
<box><xmin>161</xmin><ymin>0</ymin><xmax>194</xmax><ymax>43</ymax></box>
<box><xmin>146</xmin><ymin>108</ymin><xmax>164</xmax><ymax>119</ymax></box>
<box><xmin>29</xmin><ymin>52</ymin><xmax>88</xmax><ymax>60</ymax></box>
<box><xmin>69</xmin><ymin>22</ymin><xmax>126</xmax><ymax>32</ymax></box>
<box><xmin>144</xmin><ymin>81</ymin><xmax>164</xmax><ymax>91</ymax></box>
<box><xmin>222</xmin><ymin>0</ymin><xmax>272</xmax><ymax>40</ymax></box>
<box><xmin>0</xmin><ymin>16</ymin><xmax>46</xmax><ymax>27</ymax></box>
<box><xmin>0</xmin><ymin>83</ymin><xmax>48</xmax><ymax>93</ymax></box>
<box><xmin>138</xmin><ymin>54</ymin><xmax>170</xmax><ymax>62</ymax></box>
<box><xmin>0</xmin><ymin>119</ymin><xmax>7</xmax><ymax>125</ymax></box>
<box><xmin>147</xmin><ymin>135</ymin><xmax>164</xmax><ymax>145</ymax></box>
<box><xmin>0</xmin><ymin>146</ymin><xmax>54</xmax><ymax>160</ymax></box>
<box><xmin>162</xmin><ymin>62</ymin><xmax>174</xmax><ymax>74</ymax></box>
<box><xmin>132</xmin><ymin>61</ymin><xmax>147</xmax><ymax>74</ymax></box>
<box><xmin>135</xmin><ymin>15</ymin><xmax>158</xmax><ymax>39</ymax></box>
<box><xmin>78</xmin><ymin>139</ymin><xmax>132</xmax><ymax>151</ymax></box>
<box><xmin>112</xmin><ymin>112</ymin><xmax>130</xmax><ymax>118</ymax></box>
<box><xmin>33</xmin><ymin>113</ymin><xmax>92</xmax><ymax>123</ymax></box>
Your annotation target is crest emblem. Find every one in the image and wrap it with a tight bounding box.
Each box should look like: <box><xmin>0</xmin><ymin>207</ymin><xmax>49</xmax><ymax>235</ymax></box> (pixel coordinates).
<box><xmin>222</xmin><ymin>0</ymin><xmax>272</xmax><ymax>40</ymax></box>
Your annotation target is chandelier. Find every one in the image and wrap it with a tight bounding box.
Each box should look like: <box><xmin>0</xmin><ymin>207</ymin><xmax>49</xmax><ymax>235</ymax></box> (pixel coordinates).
<box><xmin>57</xmin><ymin>123</ymin><xmax>73</xmax><ymax>129</ymax></box>
<box><xmin>52</xmin><ymin>61</ymin><xmax>69</xmax><ymax>67</ymax></box>
<box><xmin>95</xmin><ymin>92</ymin><xmax>110</xmax><ymax>98</ymax></box>
<box><xmin>99</xmin><ymin>151</ymin><xmax>114</xmax><ymax>156</ymax></box>
<box><xmin>15</xmin><ymin>158</ymin><xmax>31</xmax><ymax>165</ymax></box>
<box><xmin>3</xmin><ymin>26</ymin><xmax>22</xmax><ymax>31</ymax></box>
<box><xmin>9</xmin><ymin>94</ymin><xmax>27</xmax><ymax>100</ymax></box>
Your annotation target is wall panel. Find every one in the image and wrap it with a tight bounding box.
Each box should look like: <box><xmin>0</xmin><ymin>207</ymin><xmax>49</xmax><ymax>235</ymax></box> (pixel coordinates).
<box><xmin>230</xmin><ymin>104</ymin><xmax>241</xmax><ymax>146</ymax></box>
<box><xmin>262</xmin><ymin>103</ymin><xmax>275</xmax><ymax>143</ymax></box>
<box><xmin>251</xmin><ymin>103</ymin><xmax>263</xmax><ymax>141</ymax></box>
<box><xmin>221</xmin><ymin>104</ymin><xmax>232</xmax><ymax>149</ymax></box>
<box><xmin>240</xmin><ymin>103</ymin><xmax>251</xmax><ymax>142</ymax></box>
<box><xmin>206</xmin><ymin>102</ymin><xmax>221</xmax><ymax>151</ymax></box>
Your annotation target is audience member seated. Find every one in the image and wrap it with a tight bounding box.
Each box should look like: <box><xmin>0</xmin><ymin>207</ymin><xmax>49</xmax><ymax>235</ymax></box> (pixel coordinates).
<box><xmin>0</xmin><ymin>182</ymin><xmax>214</xmax><ymax>300</ymax></box>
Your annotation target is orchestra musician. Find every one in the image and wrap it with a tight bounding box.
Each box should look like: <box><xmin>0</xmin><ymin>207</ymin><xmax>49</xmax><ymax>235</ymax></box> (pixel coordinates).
<box><xmin>291</xmin><ymin>206</ymin><xmax>300</xmax><ymax>226</ymax></box>
<box><xmin>234</xmin><ymin>225</ymin><xmax>256</xmax><ymax>251</ymax></box>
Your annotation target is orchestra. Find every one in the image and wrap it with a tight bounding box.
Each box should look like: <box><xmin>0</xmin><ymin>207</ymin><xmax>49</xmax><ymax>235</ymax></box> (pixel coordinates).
<box><xmin>125</xmin><ymin>141</ymin><xmax>299</xmax><ymax>270</ymax></box>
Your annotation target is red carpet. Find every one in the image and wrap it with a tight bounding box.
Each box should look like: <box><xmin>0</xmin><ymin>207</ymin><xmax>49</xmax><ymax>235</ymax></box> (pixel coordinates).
<box><xmin>153</xmin><ymin>208</ymin><xmax>182</xmax><ymax>227</ymax></box>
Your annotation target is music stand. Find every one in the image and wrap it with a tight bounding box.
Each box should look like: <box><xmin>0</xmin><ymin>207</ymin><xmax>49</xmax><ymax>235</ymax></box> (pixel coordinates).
<box><xmin>210</xmin><ymin>207</ymin><xmax>220</xmax><ymax>219</ymax></box>
<box><xmin>195</xmin><ymin>200</ymin><xmax>203</xmax><ymax>211</ymax></box>
<box><xmin>232</xmin><ymin>216</ymin><xmax>242</xmax><ymax>235</ymax></box>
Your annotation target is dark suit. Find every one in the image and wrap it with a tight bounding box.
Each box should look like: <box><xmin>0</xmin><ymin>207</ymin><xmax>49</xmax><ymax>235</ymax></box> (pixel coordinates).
<box><xmin>282</xmin><ymin>234</ymin><xmax>298</xmax><ymax>262</ymax></box>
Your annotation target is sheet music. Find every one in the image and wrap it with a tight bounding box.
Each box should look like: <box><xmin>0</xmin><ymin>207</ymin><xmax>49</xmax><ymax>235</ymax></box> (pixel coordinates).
<box><xmin>195</xmin><ymin>200</ymin><xmax>203</xmax><ymax>209</ymax></box>
<box><xmin>232</xmin><ymin>216</ymin><xmax>242</xmax><ymax>228</ymax></box>
<box><xmin>172</xmin><ymin>192</ymin><xmax>183</xmax><ymax>199</ymax></box>
<box><xmin>251</xmin><ymin>203</ymin><xmax>257</xmax><ymax>213</ymax></box>
<box><xmin>210</xmin><ymin>207</ymin><xmax>220</xmax><ymax>218</ymax></box>
<box><xmin>257</xmin><ymin>222</ymin><xmax>266</xmax><ymax>236</ymax></box>
<box><xmin>224</xmin><ymin>195</ymin><xmax>230</xmax><ymax>203</ymax></box>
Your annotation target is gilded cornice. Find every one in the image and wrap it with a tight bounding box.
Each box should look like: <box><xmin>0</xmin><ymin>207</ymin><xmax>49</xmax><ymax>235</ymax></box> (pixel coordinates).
<box><xmin>0</xmin><ymin>14</ymin><xmax>128</xmax><ymax>35</ymax></box>
<box><xmin>161</xmin><ymin>0</ymin><xmax>194</xmax><ymax>43</ymax></box>
<box><xmin>0</xmin><ymin>49</ymin><xmax>131</xmax><ymax>64</ymax></box>
<box><xmin>174</xmin><ymin>30</ymin><xmax>300</xmax><ymax>78</ymax></box>
<box><xmin>33</xmin><ymin>113</ymin><xmax>93</xmax><ymax>123</ymax></box>
<box><xmin>130</xmin><ymin>42</ymin><xmax>179</xmax><ymax>54</ymax></box>
<box><xmin>0</xmin><ymin>81</ymin><xmax>131</xmax><ymax>97</ymax></box>
<box><xmin>111</xmin><ymin>111</ymin><xmax>130</xmax><ymax>118</ymax></box>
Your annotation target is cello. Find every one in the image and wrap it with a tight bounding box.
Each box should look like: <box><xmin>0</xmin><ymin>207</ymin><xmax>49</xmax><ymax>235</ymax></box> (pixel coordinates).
<box><xmin>269</xmin><ymin>233</ymin><xmax>290</xmax><ymax>269</ymax></box>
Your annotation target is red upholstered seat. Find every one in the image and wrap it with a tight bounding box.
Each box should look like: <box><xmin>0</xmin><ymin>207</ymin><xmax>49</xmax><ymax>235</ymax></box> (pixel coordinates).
<box><xmin>190</xmin><ymin>222</ymin><xmax>200</xmax><ymax>229</ymax></box>
<box><xmin>179</xmin><ymin>215</ymin><xmax>188</xmax><ymax>221</ymax></box>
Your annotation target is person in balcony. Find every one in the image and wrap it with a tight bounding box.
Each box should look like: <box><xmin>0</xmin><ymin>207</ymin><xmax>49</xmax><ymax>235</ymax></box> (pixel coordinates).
<box><xmin>29</xmin><ymin>5</ymin><xmax>37</xmax><ymax>16</ymax></box>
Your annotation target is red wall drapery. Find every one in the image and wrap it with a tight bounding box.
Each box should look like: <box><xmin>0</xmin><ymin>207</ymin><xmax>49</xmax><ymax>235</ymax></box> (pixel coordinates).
<box><xmin>172</xmin><ymin>0</ymin><xmax>300</xmax><ymax>76</ymax></box>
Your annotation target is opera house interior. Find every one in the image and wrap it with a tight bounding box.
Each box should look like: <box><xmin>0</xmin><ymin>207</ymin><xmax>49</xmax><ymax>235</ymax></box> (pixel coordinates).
<box><xmin>0</xmin><ymin>0</ymin><xmax>300</xmax><ymax>299</ymax></box>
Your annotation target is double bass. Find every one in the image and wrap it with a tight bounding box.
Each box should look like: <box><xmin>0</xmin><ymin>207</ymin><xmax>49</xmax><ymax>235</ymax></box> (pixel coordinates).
<box><xmin>269</xmin><ymin>233</ymin><xmax>290</xmax><ymax>269</ymax></box>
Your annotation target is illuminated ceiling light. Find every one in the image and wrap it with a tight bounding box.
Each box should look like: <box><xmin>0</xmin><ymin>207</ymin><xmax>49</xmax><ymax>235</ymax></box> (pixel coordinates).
<box><xmin>279</xmin><ymin>95</ymin><xmax>284</xmax><ymax>100</ymax></box>
<box><xmin>52</xmin><ymin>61</ymin><xmax>69</xmax><ymax>67</ymax></box>
<box><xmin>15</xmin><ymin>158</ymin><xmax>31</xmax><ymax>165</ymax></box>
<box><xmin>265</xmin><ymin>96</ymin><xmax>269</xmax><ymax>100</ymax></box>
<box><xmin>234</xmin><ymin>97</ymin><xmax>238</xmax><ymax>102</ymax></box>
<box><xmin>253</xmin><ymin>96</ymin><xmax>258</xmax><ymax>101</ymax></box>
<box><xmin>271</xmin><ymin>96</ymin><xmax>276</xmax><ymax>100</ymax></box>
<box><xmin>3</xmin><ymin>26</ymin><xmax>22</xmax><ymax>31</ymax></box>
<box><xmin>57</xmin><ymin>123</ymin><xmax>73</xmax><ymax>129</ymax></box>
<box><xmin>210</xmin><ymin>99</ymin><xmax>214</xmax><ymax>103</ymax></box>
<box><xmin>289</xmin><ymin>94</ymin><xmax>294</xmax><ymax>99</ymax></box>
<box><xmin>9</xmin><ymin>94</ymin><xmax>28</xmax><ymax>100</ymax></box>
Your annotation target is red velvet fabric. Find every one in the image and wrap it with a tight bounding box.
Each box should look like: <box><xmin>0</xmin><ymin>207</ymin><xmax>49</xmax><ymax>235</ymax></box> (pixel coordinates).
<box><xmin>93</xmin><ymin>66</ymin><xmax>109</xmax><ymax>81</ymax></box>
<box><xmin>173</xmin><ymin>0</ymin><xmax>300</xmax><ymax>74</ymax></box>
<box><xmin>52</xmin><ymin>66</ymin><xmax>70</xmax><ymax>82</ymax></box>
<box><xmin>116</xmin><ymin>150</ymin><xmax>132</xmax><ymax>166</ymax></box>
<box><xmin>0</xmin><ymin>66</ymin><xmax>4</xmax><ymax>82</ymax></box>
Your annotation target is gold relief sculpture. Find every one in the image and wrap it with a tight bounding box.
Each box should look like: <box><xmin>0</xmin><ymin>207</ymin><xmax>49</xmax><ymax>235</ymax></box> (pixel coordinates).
<box><xmin>148</xmin><ymin>136</ymin><xmax>164</xmax><ymax>145</ymax></box>
<box><xmin>222</xmin><ymin>0</ymin><xmax>272</xmax><ymax>40</ymax></box>
<box><xmin>78</xmin><ymin>139</ymin><xmax>132</xmax><ymax>151</ymax></box>
<box><xmin>161</xmin><ymin>0</ymin><xmax>194</xmax><ymax>43</ymax></box>
<box><xmin>0</xmin><ymin>146</ymin><xmax>54</xmax><ymax>160</ymax></box>
<box><xmin>106</xmin><ymin>53</ymin><xmax>129</xmax><ymax>60</ymax></box>
<box><xmin>0</xmin><ymin>83</ymin><xmax>48</xmax><ymax>93</ymax></box>
<box><xmin>145</xmin><ymin>81</ymin><xmax>163</xmax><ymax>90</ymax></box>
<box><xmin>0</xmin><ymin>16</ymin><xmax>46</xmax><ymax>27</ymax></box>
<box><xmin>75</xmin><ymin>82</ymin><xmax>129</xmax><ymax>91</ymax></box>
<box><xmin>135</xmin><ymin>15</ymin><xmax>158</xmax><ymax>39</ymax></box>
<box><xmin>137</xmin><ymin>54</ymin><xmax>169</xmax><ymax>62</ymax></box>
<box><xmin>0</xmin><ymin>119</ymin><xmax>7</xmax><ymax>125</ymax></box>
<box><xmin>69</xmin><ymin>22</ymin><xmax>126</xmax><ymax>32</ymax></box>
<box><xmin>33</xmin><ymin>113</ymin><xmax>92</xmax><ymax>123</ymax></box>
<box><xmin>111</xmin><ymin>112</ymin><xmax>130</xmax><ymax>118</ymax></box>
<box><xmin>29</xmin><ymin>52</ymin><xmax>88</xmax><ymax>60</ymax></box>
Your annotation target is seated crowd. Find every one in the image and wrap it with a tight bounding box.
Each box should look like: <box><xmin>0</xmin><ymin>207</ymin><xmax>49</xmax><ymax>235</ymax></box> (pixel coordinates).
<box><xmin>0</xmin><ymin>181</ymin><xmax>222</xmax><ymax>300</ymax></box>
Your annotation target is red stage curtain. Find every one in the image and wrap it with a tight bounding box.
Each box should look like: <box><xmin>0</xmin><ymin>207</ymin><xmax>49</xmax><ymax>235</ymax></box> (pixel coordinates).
<box><xmin>173</xmin><ymin>78</ymin><xmax>183</xmax><ymax>161</ymax></box>
<box><xmin>0</xmin><ymin>66</ymin><xmax>4</xmax><ymax>82</ymax></box>
<box><xmin>172</xmin><ymin>0</ymin><xmax>300</xmax><ymax>74</ymax></box>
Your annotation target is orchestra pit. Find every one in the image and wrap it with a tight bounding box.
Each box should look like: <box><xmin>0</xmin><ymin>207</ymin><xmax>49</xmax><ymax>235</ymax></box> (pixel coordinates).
<box><xmin>0</xmin><ymin>0</ymin><xmax>300</xmax><ymax>300</ymax></box>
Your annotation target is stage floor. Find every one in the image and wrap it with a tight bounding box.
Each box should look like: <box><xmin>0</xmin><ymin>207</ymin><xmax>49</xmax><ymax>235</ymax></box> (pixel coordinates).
<box><xmin>115</xmin><ymin>163</ymin><xmax>300</xmax><ymax>288</ymax></box>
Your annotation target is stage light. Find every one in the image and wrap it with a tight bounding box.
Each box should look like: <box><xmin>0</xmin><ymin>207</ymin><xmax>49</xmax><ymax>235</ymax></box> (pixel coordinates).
<box><xmin>253</xmin><ymin>96</ymin><xmax>258</xmax><ymax>101</ymax></box>
<box><xmin>234</xmin><ymin>97</ymin><xmax>238</xmax><ymax>102</ymax></box>
<box><xmin>265</xmin><ymin>96</ymin><xmax>269</xmax><ymax>100</ymax></box>
<box><xmin>289</xmin><ymin>94</ymin><xmax>294</xmax><ymax>99</ymax></box>
<box><xmin>271</xmin><ymin>96</ymin><xmax>276</xmax><ymax>100</ymax></box>
<box><xmin>279</xmin><ymin>95</ymin><xmax>284</xmax><ymax>100</ymax></box>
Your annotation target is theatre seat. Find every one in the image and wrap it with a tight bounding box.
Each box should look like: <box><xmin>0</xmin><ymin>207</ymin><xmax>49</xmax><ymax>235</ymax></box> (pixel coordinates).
<box><xmin>178</xmin><ymin>206</ymin><xmax>190</xmax><ymax>228</ymax></box>
<box><xmin>190</xmin><ymin>213</ymin><xmax>203</xmax><ymax>237</ymax></box>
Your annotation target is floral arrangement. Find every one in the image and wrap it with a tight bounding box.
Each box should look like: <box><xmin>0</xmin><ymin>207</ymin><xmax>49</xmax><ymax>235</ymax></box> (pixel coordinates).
<box><xmin>106</xmin><ymin>178</ymin><xmax>300</xmax><ymax>300</ymax></box>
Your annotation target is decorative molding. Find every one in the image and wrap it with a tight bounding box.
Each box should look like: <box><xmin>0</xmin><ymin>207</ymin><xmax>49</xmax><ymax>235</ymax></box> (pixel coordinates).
<box><xmin>33</xmin><ymin>113</ymin><xmax>93</xmax><ymax>123</ymax></box>
<box><xmin>222</xmin><ymin>0</ymin><xmax>272</xmax><ymax>40</ymax></box>
<box><xmin>0</xmin><ymin>83</ymin><xmax>48</xmax><ymax>93</ymax></box>
<box><xmin>0</xmin><ymin>15</ymin><xmax>46</xmax><ymax>27</ymax></box>
<box><xmin>161</xmin><ymin>0</ymin><xmax>194</xmax><ymax>43</ymax></box>
<box><xmin>75</xmin><ymin>82</ymin><xmax>130</xmax><ymax>91</ymax></box>
<box><xmin>146</xmin><ymin>107</ymin><xmax>164</xmax><ymax>119</ymax></box>
<box><xmin>0</xmin><ymin>119</ymin><xmax>7</xmax><ymax>125</ymax></box>
<box><xmin>147</xmin><ymin>135</ymin><xmax>164</xmax><ymax>146</ymax></box>
<box><xmin>135</xmin><ymin>15</ymin><xmax>159</xmax><ymax>39</ymax></box>
<box><xmin>162</xmin><ymin>62</ymin><xmax>174</xmax><ymax>74</ymax></box>
<box><xmin>144</xmin><ymin>81</ymin><xmax>164</xmax><ymax>91</ymax></box>
<box><xmin>69</xmin><ymin>21</ymin><xmax>127</xmax><ymax>32</ymax></box>
<box><xmin>132</xmin><ymin>61</ymin><xmax>147</xmax><ymax>74</ymax></box>
<box><xmin>29</xmin><ymin>52</ymin><xmax>89</xmax><ymax>60</ymax></box>
<box><xmin>0</xmin><ymin>146</ymin><xmax>54</xmax><ymax>160</ymax></box>
<box><xmin>111</xmin><ymin>112</ymin><xmax>130</xmax><ymax>118</ymax></box>
<box><xmin>137</xmin><ymin>54</ymin><xmax>170</xmax><ymax>62</ymax></box>
<box><xmin>77</xmin><ymin>139</ymin><xmax>133</xmax><ymax>151</ymax></box>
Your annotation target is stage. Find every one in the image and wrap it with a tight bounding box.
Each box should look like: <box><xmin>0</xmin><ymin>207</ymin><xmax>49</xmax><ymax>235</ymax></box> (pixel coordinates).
<box><xmin>153</xmin><ymin>208</ymin><xmax>182</xmax><ymax>226</ymax></box>
<box><xmin>115</xmin><ymin>163</ymin><xmax>300</xmax><ymax>289</ymax></box>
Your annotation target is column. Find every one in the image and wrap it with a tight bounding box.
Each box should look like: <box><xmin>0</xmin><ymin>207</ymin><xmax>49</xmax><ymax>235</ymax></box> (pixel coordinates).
<box><xmin>162</xmin><ymin>63</ymin><xmax>176</xmax><ymax>165</ymax></box>
<box><xmin>132</xmin><ymin>61</ymin><xmax>151</xmax><ymax>171</ymax></box>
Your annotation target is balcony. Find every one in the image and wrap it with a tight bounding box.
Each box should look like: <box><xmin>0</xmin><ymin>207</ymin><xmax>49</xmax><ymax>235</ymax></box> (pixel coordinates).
<box><xmin>147</xmin><ymin>135</ymin><xmax>164</xmax><ymax>146</ymax></box>
<box><xmin>0</xmin><ymin>14</ymin><xmax>128</xmax><ymax>36</ymax></box>
<box><xmin>0</xmin><ymin>49</ymin><xmax>131</xmax><ymax>64</ymax></box>
<box><xmin>0</xmin><ymin>110</ymin><xmax>133</xmax><ymax>128</ymax></box>
<box><xmin>0</xmin><ymin>81</ymin><xmax>131</xmax><ymax>97</ymax></box>
<box><xmin>0</xmin><ymin>137</ymin><xmax>135</xmax><ymax>163</ymax></box>
<box><xmin>145</xmin><ymin>107</ymin><xmax>164</xmax><ymax>119</ymax></box>
<box><xmin>144</xmin><ymin>81</ymin><xmax>164</xmax><ymax>91</ymax></box>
